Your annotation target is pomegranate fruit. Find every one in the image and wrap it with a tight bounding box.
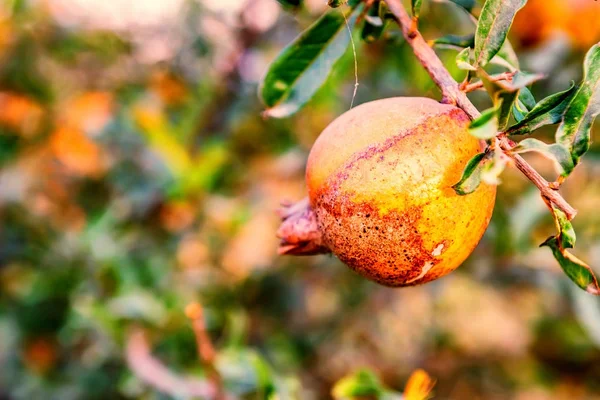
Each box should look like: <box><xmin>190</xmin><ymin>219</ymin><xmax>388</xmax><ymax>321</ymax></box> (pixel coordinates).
<box><xmin>298</xmin><ymin>97</ymin><xmax>496</xmax><ymax>286</ymax></box>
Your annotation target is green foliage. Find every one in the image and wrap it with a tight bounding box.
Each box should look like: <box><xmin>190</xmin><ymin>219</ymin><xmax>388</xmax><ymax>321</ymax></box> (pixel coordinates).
<box><xmin>469</xmin><ymin>106</ymin><xmax>498</xmax><ymax>139</ymax></box>
<box><xmin>556</xmin><ymin>44</ymin><xmax>600</xmax><ymax>168</ymax></box>
<box><xmin>259</xmin><ymin>6</ymin><xmax>362</xmax><ymax>118</ymax></box>
<box><xmin>411</xmin><ymin>0</ymin><xmax>423</xmax><ymax>19</ymax></box>
<box><xmin>511</xmin><ymin>138</ymin><xmax>574</xmax><ymax>177</ymax></box>
<box><xmin>541</xmin><ymin>237</ymin><xmax>600</xmax><ymax>296</ymax></box>
<box><xmin>474</xmin><ymin>0</ymin><xmax>527</xmax><ymax>68</ymax></box>
<box><xmin>452</xmin><ymin>152</ymin><xmax>487</xmax><ymax>194</ymax></box>
<box><xmin>507</xmin><ymin>83</ymin><xmax>577</xmax><ymax>135</ymax></box>
<box><xmin>332</xmin><ymin>369</ymin><xmax>403</xmax><ymax>399</ymax></box>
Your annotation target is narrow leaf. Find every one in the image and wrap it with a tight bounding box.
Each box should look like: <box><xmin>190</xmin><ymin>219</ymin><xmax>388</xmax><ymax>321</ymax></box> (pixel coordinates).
<box><xmin>431</xmin><ymin>34</ymin><xmax>474</xmax><ymax>48</ymax></box>
<box><xmin>549</xmin><ymin>204</ymin><xmax>576</xmax><ymax>249</ymax></box>
<box><xmin>474</xmin><ymin>0</ymin><xmax>527</xmax><ymax>68</ymax></box>
<box><xmin>541</xmin><ymin>237</ymin><xmax>600</xmax><ymax>296</ymax></box>
<box><xmin>511</xmin><ymin>138</ymin><xmax>574</xmax><ymax>176</ymax></box>
<box><xmin>452</xmin><ymin>152</ymin><xmax>487</xmax><ymax>195</ymax></box>
<box><xmin>259</xmin><ymin>7</ymin><xmax>361</xmax><ymax>118</ymax></box>
<box><xmin>513</xmin><ymin>100</ymin><xmax>527</xmax><ymax>123</ymax></box>
<box><xmin>507</xmin><ymin>83</ymin><xmax>577</xmax><ymax>135</ymax></box>
<box><xmin>556</xmin><ymin>43</ymin><xmax>600</xmax><ymax>166</ymax></box>
<box><xmin>519</xmin><ymin>87</ymin><xmax>536</xmax><ymax>109</ymax></box>
<box><xmin>456</xmin><ymin>47</ymin><xmax>476</xmax><ymax>71</ymax></box>
<box><xmin>469</xmin><ymin>106</ymin><xmax>498</xmax><ymax>139</ymax></box>
<box><xmin>411</xmin><ymin>0</ymin><xmax>423</xmax><ymax>18</ymax></box>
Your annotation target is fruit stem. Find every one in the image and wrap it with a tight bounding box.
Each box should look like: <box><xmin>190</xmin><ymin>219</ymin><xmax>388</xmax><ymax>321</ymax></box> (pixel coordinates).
<box><xmin>383</xmin><ymin>0</ymin><xmax>577</xmax><ymax>220</ymax></box>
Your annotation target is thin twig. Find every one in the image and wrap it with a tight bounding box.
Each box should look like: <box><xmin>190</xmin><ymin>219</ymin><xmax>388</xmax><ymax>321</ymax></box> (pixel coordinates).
<box><xmin>125</xmin><ymin>327</ymin><xmax>218</xmax><ymax>399</ymax></box>
<box><xmin>383</xmin><ymin>0</ymin><xmax>577</xmax><ymax>220</ymax></box>
<box><xmin>462</xmin><ymin>72</ymin><xmax>516</xmax><ymax>93</ymax></box>
<box><xmin>185</xmin><ymin>302</ymin><xmax>226</xmax><ymax>400</ymax></box>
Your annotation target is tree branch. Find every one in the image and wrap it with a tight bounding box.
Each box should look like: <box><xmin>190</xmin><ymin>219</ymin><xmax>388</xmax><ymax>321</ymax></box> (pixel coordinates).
<box><xmin>384</xmin><ymin>0</ymin><xmax>577</xmax><ymax>220</ymax></box>
<box><xmin>462</xmin><ymin>72</ymin><xmax>516</xmax><ymax>93</ymax></box>
<box><xmin>125</xmin><ymin>327</ymin><xmax>218</xmax><ymax>399</ymax></box>
<box><xmin>185</xmin><ymin>302</ymin><xmax>225</xmax><ymax>399</ymax></box>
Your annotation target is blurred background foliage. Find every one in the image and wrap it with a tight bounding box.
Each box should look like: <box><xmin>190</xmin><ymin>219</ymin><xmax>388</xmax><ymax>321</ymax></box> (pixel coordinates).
<box><xmin>0</xmin><ymin>0</ymin><xmax>599</xmax><ymax>399</ymax></box>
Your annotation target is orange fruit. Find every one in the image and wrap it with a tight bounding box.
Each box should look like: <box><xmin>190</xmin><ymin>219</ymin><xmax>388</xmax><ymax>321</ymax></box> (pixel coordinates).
<box><xmin>306</xmin><ymin>97</ymin><xmax>496</xmax><ymax>286</ymax></box>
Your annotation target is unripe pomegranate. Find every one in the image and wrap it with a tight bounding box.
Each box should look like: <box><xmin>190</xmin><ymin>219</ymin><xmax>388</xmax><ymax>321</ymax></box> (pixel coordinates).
<box><xmin>280</xmin><ymin>97</ymin><xmax>496</xmax><ymax>287</ymax></box>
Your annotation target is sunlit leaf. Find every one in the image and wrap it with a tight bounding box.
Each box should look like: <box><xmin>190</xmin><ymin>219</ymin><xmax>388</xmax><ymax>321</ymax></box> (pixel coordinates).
<box><xmin>332</xmin><ymin>369</ymin><xmax>384</xmax><ymax>399</ymax></box>
<box><xmin>541</xmin><ymin>237</ymin><xmax>600</xmax><ymax>296</ymax></box>
<box><xmin>474</xmin><ymin>0</ymin><xmax>527</xmax><ymax>68</ymax></box>
<box><xmin>511</xmin><ymin>138</ymin><xmax>574</xmax><ymax>177</ymax></box>
<box><xmin>469</xmin><ymin>106</ymin><xmax>498</xmax><ymax>139</ymax></box>
<box><xmin>556</xmin><ymin>43</ymin><xmax>600</xmax><ymax>167</ymax></box>
<box><xmin>411</xmin><ymin>0</ymin><xmax>423</xmax><ymax>18</ymax></box>
<box><xmin>507</xmin><ymin>83</ymin><xmax>577</xmax><ymax>135</ymax></box>
<box><xmin>259</xmin><ymin>6</ymin><xmax>362</xmax><ymax>118</ymax></box>
<box><xmin>452</xmin><ymin>152</ymin><xmax>487</xmax><ymax>195</ymax></box>
<box><xmin>456</xmin><ymin>47</ymin><xmax>476</xmax><ymax>71</ymax></box>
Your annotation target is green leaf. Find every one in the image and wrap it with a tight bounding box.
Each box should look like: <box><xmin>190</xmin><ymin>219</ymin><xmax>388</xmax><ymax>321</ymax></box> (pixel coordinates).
<box><xmin>541</xmin><ymin>237</ymin><xmax>600</xmax><ymax>296</ymax></box>
<box><xmin>469</xmin><ymin>106</ymin><xmax>498</xmax><ymax>139</ymax></box>
<box><xmin>556</xmin><ymin>43</ymin><xmax>600</xmax><ymax>166</ymax></box>
<box><xmin>411</xmin><ymin>0</ymin><xmax>423</xmax><ymax>18</ymax></box>
<box><xmin>259</xmin><ymin>6</ymin><xmax>362</xmax><ymax>118</ymax></box>
<box><xmin>519</xmin><ymin>87</ymin><xmax>536</xmax><ymax>109</ymax></box>
<box><xmin>511</xmin><ymin>138</ymin><xmax>574</xmax><ymax>177</ymax></box>
<box><xmin>452</xmin><ymin>152</ymin><xmax>487</xmax><ymax>195</ymax></box>
<box><xmin>513</xmin><ymin>99</ymin><xmax>528</xmax><ymax>123</ymax></box>
<box><xmin>550</xmin><ymin>204</ymin><xmax>576</xmax><ymax>249</ymax></box>
<box><xmin>362</xmin><ymin>2</ymin><xmax>386</xmax><ymax>43</ymax></box>
<box><xmin>474</xmin><ymin>0</ymin><xmax>527</xmax><ymax>68</ymax></box>
<box><xmin>431</xmin><ymin>34</ymin><xmax>475</xmax><ymax>49</ymax></box>
<box><xmin>456</xmin><ymin>47</ymin><xmax>476</xmax><ymax>71</ymax></box>
<box><xmin>479</xmin><ymin>70</ymin><xmax>543</xmax><ymax>130</ymax></box>
<box><xmin>507</xmin><ymin>83</ymin><xmax>577</xmax><ymax>135</ymax></box>
<box><xmin>496</xmin><ymin>91</ymin><xmax>518</xmax><ymax>130</ymax></box>
<box><xmin>332</xmin><ymin>369</ymin><xmax>384</xmax><ymax>399</ymax></box>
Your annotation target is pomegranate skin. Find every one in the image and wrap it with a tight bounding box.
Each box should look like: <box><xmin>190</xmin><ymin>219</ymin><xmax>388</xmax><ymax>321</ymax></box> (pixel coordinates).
<box><xmin>306</xmin><ymin>97</ymin><xmax>496</xmax><ymax>286</ymax></box>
